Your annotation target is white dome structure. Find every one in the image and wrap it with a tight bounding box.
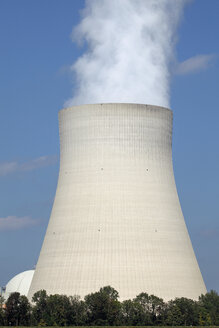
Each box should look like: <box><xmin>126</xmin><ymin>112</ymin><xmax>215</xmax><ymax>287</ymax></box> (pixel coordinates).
<box><xmin>3</xmin><ymin>270</ymin><xmax>34</xmax><ymax>300</ymax></box>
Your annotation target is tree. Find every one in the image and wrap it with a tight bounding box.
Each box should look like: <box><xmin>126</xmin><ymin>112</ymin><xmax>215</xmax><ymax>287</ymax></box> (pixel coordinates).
<box><xmin>31</xmin><ymin>289</ymin><xmax>49</xmax><ymax>325</ymax></box>
<box><xmin>134</xmin><ymin>292</ymin><xmax>166</xmax><ymax>325</ymax></box>
<box><xmin>198</xmin><ymin>290</ymin><xmax>219</xmax><ymax>325</ymax></box>
<box><xmin>5</xmin><ymin>292</ymin><xmax>30</xmax><ymax>326</ymax></box>
<box><xmin>69</xmin><ymin>295</ymin><xmax>88</xmax><ymax>325</ymax></box>
<box><xmin>32</xmin><ymin>290</ymin><xmax>89</xmax><ymax>326</ymax></box>
<box><xmin>166</xmin><ymin>297</ymin><xmax>199</xmax><ymax>326</ymax></box>
<box><xmin>84</xmin><ymin>286</ymin><xmax>121</xmax><ymax>325</ymax></box>
<box><xmin>18</xmin><ymin>295</ymin><xmax>31</xmax><ymax>325</ymax></box>
<box><xmin>46</xmin><ymin>294</ymin><xmax>72</xmax><ymax>326</ymax></box>
<box><xmin>198</xmin><ymin>307</ymin><xmax>212</xmax><ymax>326</ymax></box>
<box><xmin>0</xmin><ymin>295</ymin><xmax>5</xmax><ymax>325</ymax></box>
<box><xmin>121</xmin><ymin>299</ymin><xmax>147</xmax><ymax>326</ymax></box>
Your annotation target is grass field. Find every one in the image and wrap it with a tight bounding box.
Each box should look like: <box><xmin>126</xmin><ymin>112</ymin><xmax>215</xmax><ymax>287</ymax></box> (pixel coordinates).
<box><xmin>1</xmin><ymin>326</ymin><xmax>219</xmax><ymax>328</ymax></box>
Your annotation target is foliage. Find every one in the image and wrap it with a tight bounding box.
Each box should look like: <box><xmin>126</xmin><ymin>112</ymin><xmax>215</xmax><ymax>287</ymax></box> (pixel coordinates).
<box><xmin>0</xmin><ymin>287</ymin><xmax>219</xmax><ymax>326</ymax></box>
<box><xmin>31</xmin><ymin>290</ymin><xmax>48</xmax><ymax>325</ymax></box>
<box><xmin>133</xmin><ymin>292</ymin><xmax>166</xmax><ymax>325</ymax></box>
<box><xmin>0</xmin><ymin>296</ymin><xmax>5</xmax><ymax>326</ymax></box>
<box><xmin>68</xmin><ymin>295</ymin><xmax>88</xmax><ymax>325</ymax></box>
<box><xmin>166</xmin><ymin>297</ymin><xmax>199</xmax><ymax>326</ymax></box>
<box><xmin>199</xmin><ymin>290</ymin><xmax>219</xmax><ymax>325</ymax></box>
<box><xmin>84</xmin><ymin>286</ymin><xmax>121</xmax><ymax>325</ymax></box>
<box><xmin>121</xmin><ymin>298</ymin><xmax>148</xmax><ymax>325</ymax></box>
<box><xmin>4</xmin><ymin>292</ymin><xmax>30</xmax><ymax>326</ymax></box>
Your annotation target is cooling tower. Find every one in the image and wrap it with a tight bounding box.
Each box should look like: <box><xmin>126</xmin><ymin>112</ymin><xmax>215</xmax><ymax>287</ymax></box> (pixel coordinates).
<box><xmin>28</xmin><ymin>103</ymin><xmax>206</xmax><ymax>301</ymax></box>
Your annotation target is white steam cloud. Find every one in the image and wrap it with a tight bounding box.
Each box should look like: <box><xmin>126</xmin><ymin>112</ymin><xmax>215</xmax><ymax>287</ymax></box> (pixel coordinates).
<box><xmin>65</xmin><ymin>0</ymin><xmax>189</xmax><ymax>108</ymax></box>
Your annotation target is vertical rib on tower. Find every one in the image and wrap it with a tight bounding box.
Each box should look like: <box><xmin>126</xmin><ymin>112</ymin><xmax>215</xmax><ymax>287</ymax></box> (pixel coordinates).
<box><xmin>28</xmin><ymin>103</ymin><xmax>206</xmax><ymax>301</ymax></box>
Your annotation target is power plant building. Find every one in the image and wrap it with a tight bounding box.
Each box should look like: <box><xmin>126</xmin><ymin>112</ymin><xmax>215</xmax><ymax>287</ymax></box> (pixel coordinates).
<box><xmin>28</xmin><ymin>103</ymin><xmax>206</xmax><ymax>301</ymax></box>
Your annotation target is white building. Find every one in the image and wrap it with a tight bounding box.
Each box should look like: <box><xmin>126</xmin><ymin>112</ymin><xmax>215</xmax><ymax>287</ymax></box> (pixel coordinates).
<box><xmin>28</xmin><ymin>103</ymin><xmax>206</xmax><ymax>301</ymax></box>
<box><xmin>2</xmin><ymin>270</ymin><xmax>34</xmax><ymax>300</ymax></box>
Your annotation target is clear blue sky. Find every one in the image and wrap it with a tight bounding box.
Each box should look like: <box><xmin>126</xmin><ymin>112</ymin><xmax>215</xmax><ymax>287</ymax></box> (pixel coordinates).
<box><xmin>0</xmin><ymin>0</ymin><xmax>218</xmax><ymax>295</ymax></box>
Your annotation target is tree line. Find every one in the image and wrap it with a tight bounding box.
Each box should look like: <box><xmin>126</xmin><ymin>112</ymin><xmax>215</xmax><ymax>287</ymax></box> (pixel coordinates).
<box><xmin>0</xmin><ymin>286</ymin><xmax>219</xmax><ymax>326</ymax></box>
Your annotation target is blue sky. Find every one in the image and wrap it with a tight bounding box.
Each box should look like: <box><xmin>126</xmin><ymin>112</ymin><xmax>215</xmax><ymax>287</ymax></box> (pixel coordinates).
<box><xmin>0</xmin><ymin>0</ymin><xmax>218</xmax><ymax>295</ymax></box>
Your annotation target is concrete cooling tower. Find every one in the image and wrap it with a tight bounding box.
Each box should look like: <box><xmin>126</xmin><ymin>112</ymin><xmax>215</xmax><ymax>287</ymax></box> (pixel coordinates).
<box><xmin>28</xmin><ymin>103</ymin><xmax>206</xmax><ymax>301</ymax></box>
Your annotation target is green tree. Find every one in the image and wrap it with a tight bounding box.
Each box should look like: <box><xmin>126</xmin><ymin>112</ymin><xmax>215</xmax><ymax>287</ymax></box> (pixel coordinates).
<box><xmin>199</xmin><ymin>290</ymin><xmax>219</xmax><ymax>325</ymax></box>
<box><xmin>84</xmin><ymin>286</ymin><xmax>121</xmax><ymax>325</ymax></box>
<box><xmin>31</xmin><ymin>289</ymin><xmax>49</xmax><ymax>325</ymax></box>
<box><xmin>134</xmin><ymin>292</ymin><xmax>166</xmax><ymax>325</ymax></box>
<box><xmin>121</xmin><ymin>299</ymin><xmax>148</xmax><ymax>326</ymax></box>
<box><xmin>166</xmin><ymin>301</ymin><xmax>183</xmax><ymax>326</ymax></box>
<box><xmin>198</xmin><ymin>307</ymin><xmax>212</xmax><ymax>326</ymax></box>
<box><xmin>0</xmin><ymin>295</ymin><xmax>5</xmax><ymax>325</ymax></box>
<box><xmin>5</xmin><ymin>292</ymin><xmax>30</xmax><ymax>326</ymax></box>
<box><xmin>46</xmin><ymin>294</ymin><xmax>72</xmax><ymax>326</ymax></box>
<box><xmin>18</xmin><ymin>295</ymin><xmax>31</xmax><ymax>325</ymax></box>
<box><xmin>69</xmin><ymin>295</ymin><xmax>88</xmax><ymax>325</ymax></box>
<box><xmin>32</xmin><ymin>290</ymin><xmax>88</xmax><ymax>326</ymax></box>
<box><xmin>166</xmin><ymin>297</ymin><xmax>199</xmax><ymax>326</ymax></box>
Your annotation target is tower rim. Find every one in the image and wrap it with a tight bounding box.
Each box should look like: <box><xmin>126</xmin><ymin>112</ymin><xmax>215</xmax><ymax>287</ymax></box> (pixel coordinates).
<box><xmin>60</xmin><ymin>103</ymin><xmax>172</xmax><ymax>114</ymax></box>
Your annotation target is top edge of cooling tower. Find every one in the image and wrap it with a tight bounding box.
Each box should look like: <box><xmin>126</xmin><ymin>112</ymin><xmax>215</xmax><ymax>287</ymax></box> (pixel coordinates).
<box><xmin>59</xmin><ymin>103</ymin><xmax>172</xmax><ymax>113</ymax></box>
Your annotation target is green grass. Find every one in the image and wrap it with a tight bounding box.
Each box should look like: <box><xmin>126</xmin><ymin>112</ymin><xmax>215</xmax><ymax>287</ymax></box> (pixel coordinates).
<box><xmin>1</xmin><ymin>326</ymin><xmax>219</xmax><ymax>328</ymax></box>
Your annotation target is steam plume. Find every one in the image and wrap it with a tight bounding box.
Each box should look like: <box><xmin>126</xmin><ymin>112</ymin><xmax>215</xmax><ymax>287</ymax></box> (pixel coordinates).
<box><xmin>65</xmin><ymin>0</ymin><xmax>189</xmax><ymax>108</ymax></box>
